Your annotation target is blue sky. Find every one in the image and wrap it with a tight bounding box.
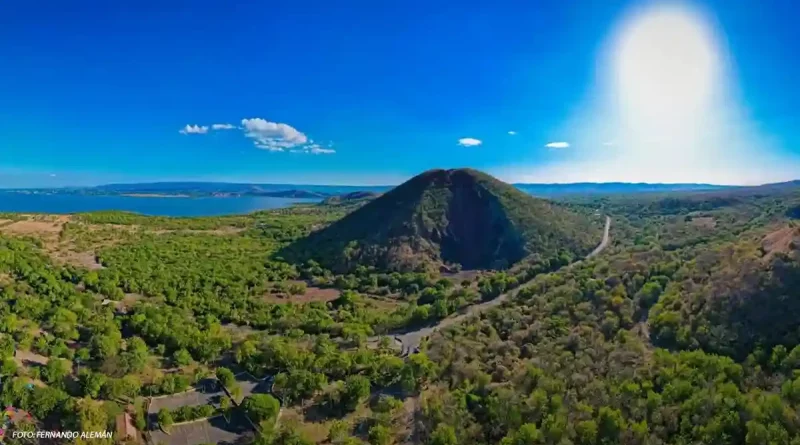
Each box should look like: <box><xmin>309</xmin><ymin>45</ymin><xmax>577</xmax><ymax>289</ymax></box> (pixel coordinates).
<box><xmin>1</xmin><ymin>0</ymin><xmax>799</xmax><ymax>187</ymax></box>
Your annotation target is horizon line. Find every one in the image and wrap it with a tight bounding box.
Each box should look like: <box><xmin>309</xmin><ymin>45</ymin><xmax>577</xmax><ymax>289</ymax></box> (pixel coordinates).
<box><xmin>2</xmin><ymin>178</ymin><xmax>791</xmax><ymax>191</ymax></box>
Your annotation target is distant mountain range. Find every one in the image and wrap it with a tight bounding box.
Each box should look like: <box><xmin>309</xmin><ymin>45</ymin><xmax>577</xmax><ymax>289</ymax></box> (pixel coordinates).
<box><xmin>513</xmin><ymin>182</ymin><xmax>732</xmax><ymax>196</ymax></box>
<box><xmin>0</xmin><ymin>180</ymin><xmax>741</xmax><ymax>199</ymax></box>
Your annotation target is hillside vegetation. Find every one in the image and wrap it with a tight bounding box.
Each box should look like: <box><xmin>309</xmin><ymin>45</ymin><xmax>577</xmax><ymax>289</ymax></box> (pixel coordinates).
<box><xmin>283</xmin><ymin>169</ymin><xmax>602</xmax><ymax>272</ymax></box>
<box><xmin>5</xmin><ymin>175</ymin><xmax>800</xmax><ymax>444</ymax></box>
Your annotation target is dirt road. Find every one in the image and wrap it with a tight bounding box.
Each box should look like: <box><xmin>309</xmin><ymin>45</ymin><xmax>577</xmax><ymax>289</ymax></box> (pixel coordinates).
<box><xmin>373</xmin><ymin>216</ymin><xmax>612</xmax><ymax>355</ymax></box>
<box><xmin>587</xmin><ymin>216</ymin><xmax>611</xmax><ymax>258</ymax></box>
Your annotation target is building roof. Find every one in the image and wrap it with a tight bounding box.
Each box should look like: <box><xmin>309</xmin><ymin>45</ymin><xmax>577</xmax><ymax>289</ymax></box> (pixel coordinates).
<box><xmin>115</xmin><ymin>413</ymin><xmax>140</xmax><ymax>443</ymax></box>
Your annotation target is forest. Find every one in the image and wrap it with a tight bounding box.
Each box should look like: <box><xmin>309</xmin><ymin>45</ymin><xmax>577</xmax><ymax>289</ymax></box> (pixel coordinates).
<box><xmin>1</xmin><ymin>180</ymin><xmax>800</xmax><ymax>444</ymax></box>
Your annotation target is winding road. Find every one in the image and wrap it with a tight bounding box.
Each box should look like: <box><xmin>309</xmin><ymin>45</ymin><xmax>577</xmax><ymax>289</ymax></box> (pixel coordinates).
<box><xmin>371</xmin><ymin>216</ymin><xmax>613</xmax><ymax>355</ymax></box>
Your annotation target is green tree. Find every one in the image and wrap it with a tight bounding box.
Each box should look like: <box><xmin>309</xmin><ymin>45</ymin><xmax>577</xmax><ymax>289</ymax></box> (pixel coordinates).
<box><xmin>158</xmin><ymin>408</ymin><xmax>174</xmax><ymax>429</ymax></box>
<box><xmin>173</xmin><ymin>348</ymin><xmax>193</xmax><ymax>366</ymax></box>
<box><xmin>429</xmin><ymin>424</ymin><xmax>458</xmax><ymax>445</ymax></box>
<box><xmin>575</xmin><ymin>420</ymin><xmax>598</xmax><ymax>445</ymax></box>
<box><xmin>328</xmin><ymin>420</ymin><xmax>350</xmax><ymax>444</ymax></box>
<box><xmin>216</xmin><ymin>367</ymin><xmax>236</xmax><ymax>387</ymax></box>
<box><xmin>242</xmin><ymin>394</ymin><xmax>281</xmax><ymax>424</ymax></box>
<box><xmin>368</xmin><ymin>425</ymin><xmax>391</xmax><ymax>445</ymax></box>
<box><xmin>78</xmin><ymin>369</ymin><xmax>106</xmax><ymax>399</ymax></box>
<box><xmin>342</xmin><ymin>375</ymin><xmax>371</xmax><ymax>411</ymax></box>
<box><xmin>1</xmin><ymin>357</ymin><xmax>18</xmax><ymax>376</ymax></box>
<box><xmin>501</xmin><ymin>423</ymin><xmax>542</xmax><ymax>445</ymax></box>
<box><xmin>43</xmin><ymin>358</ymin><xmax>70</xmax><ymax>388</ymax></box>
<box><xmin>597</xmin><ymin>407</ymin><xmax>626</xmax><ymax>442</ymax></box>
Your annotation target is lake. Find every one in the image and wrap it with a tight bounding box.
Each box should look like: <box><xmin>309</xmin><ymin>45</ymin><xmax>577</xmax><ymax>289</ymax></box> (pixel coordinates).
<box><xmin>0</xmin><ymin>192</ymin><xmax>321</xmax><ymax>217</ymax></box>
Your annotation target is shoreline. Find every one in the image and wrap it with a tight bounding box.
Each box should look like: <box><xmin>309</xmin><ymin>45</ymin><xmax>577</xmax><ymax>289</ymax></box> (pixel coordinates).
<box><xmin>121</xmin><ymin>193</ymin><xmax>192</xmax><ymax>198</ymax></box>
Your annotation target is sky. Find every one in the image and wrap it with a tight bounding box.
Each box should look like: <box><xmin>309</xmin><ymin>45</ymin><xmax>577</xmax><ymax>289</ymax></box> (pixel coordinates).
<box><xmin>1</xmin><ymin>0</ymin><xmax>799</xmax><ymax>187</ymax></box>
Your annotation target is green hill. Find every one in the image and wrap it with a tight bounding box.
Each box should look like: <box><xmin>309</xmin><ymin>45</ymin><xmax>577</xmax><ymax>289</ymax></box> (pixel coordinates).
<box><xmin>282</xmin><ymin>168</ymin><xmax>602</xmax><ymax>272</ymax></box>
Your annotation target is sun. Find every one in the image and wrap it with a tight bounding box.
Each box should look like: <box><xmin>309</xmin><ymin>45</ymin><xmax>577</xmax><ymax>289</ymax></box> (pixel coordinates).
<box><xmin>612</xmin><ymin>3</ymin><xmax>721</xmax><ymax>123</ymax></box>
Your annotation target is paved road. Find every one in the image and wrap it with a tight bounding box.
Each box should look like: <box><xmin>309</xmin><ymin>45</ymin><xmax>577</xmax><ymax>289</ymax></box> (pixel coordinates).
<box><xmin>587</xmin><ymin>216</ymin><xmax>612</xmax><ymax>258</ymax></box>
<box><xmin>371</xmin><ymin>216</ymin><xmax>613</xmax><ymax>355</ymax></box>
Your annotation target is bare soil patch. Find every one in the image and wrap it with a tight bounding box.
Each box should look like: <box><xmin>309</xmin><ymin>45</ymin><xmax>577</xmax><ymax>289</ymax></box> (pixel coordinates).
<box><xmin>0</xmin><ymin>218</ymin><xmax>67</xmax><ymax>235</ymax></box>
<box><xmin>761</xmin><ymin>226</ymin><xmax>800</xmax><ymax>260</ymax></box>
<box><xmin>264</xmin><ymin>286</ymin><xmax>341</xmax><ymax>304</ymax></box>
<box><xmin>690</xmin><ymin>216</ymin><xmax>716</xmax><ymax>228</ymax></box>
<box><xmin>150</xmin><ymin>227</ymin><xmax>246</xmax><ymax>236</ymax></box>
<box><xmin>222</xmin><ymin>323</ymin><xmax>259</xmax><ymax>339</ymax></box>
<box><xmin>281</xmin><ymin>408</ymin><xmax>332</xmax><ymax>443</ymax></box>
<box><xmin>108</xmin><ymin>293</ymin><xmax>145</xmax><ymax>312</ymax></box>
<box><xmin>0</xmin><ymin>215</ymin><xmax>115</xmax><ymax>269</ymax></box>
<box><xmin>14</xmin><ymin>350</ymin><xmax>50</xmax><ymax>367</ymax></box>
<box><xmin>54</xmin><ymin>250</ymin><xmax>104</xmax><ymax>270</ymax></box>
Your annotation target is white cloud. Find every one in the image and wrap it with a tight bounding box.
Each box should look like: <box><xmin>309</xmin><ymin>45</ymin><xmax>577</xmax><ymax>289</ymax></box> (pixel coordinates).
<box><xmin>241</xmin><ymin>118</ymin><xmax>309</xmax><ymax>151</ymax></box>
<box><xmin>179</xmin><ymin>124</ymin><xmax>209</xmax><ymax>135</ymax></box>
<box><xmin>458</xmin><ymin>137</ymin><xmax>482</xmax><ymax>147</ymax></box>
<box><xmin>602</xmin><ymin>140</ymin><xmax>616</xmax><ymax>146</ymax></box>
<box><xmin>545</xmin><ymin>141</ymin><xmax>570</xmax><ymax>149</ymax></box>
<box><xmin>212</xmin><ymin>123</ymin><xmax>236</xmax><ymax>130</ymax></box>
<box><xmin>508</xmin><ymin>131</ymin><xmax>517</xmax><ymax>135</ymax></box>
<box><xmin>239</xmin><ymin>118</ymin><xmax>335</xmax><ymax>154</ymax></box>
<box><xmin>309</xmin><ymin>146</ymin><xmax>336</xmax><ymax>155</ymax></box>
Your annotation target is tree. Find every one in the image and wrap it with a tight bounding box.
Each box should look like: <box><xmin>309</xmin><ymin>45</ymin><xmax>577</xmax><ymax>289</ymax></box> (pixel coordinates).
<box><xmin>429</xmin><ymin>424</ymin><xmax>458</xmax><ymax>445</ymax></box>
<box><xmin>78</xmin><ymin>369</ymin><xmax>106</xmax><ymax>399</ymax></box>
<box><xmin>29</xmin><ymin>386</ymin><xmax>69</xmax><ymax>419</ymax></box>
<box><xmin>342</xmin><ymin>375</ymin><xmax>371</xmax><ymax>412</ymax></box>
<box><xmin>328</xmin><ymin>420</ymin><xmax>350</xmax><ymax>444</ymax></box>
<box><xmin>122</xmin><ymin>336</ymin><xmax>148</xmax><ymax>372</ymax></box>
<box><xmin>368</xmin><ymin>425</ymin><xmax>391</xmax><ymax>445</ymax></box>
<box><xmin>90</xmin><ymin>330</ymin><xmax>122</xmax><ymax>360</ymax></box>
<box><xmin>173</xmin><ymin>348</ymin><xmax>192</xmax><ymax>366</ymax></box>
<box><xmin>43</xmin><ymin>358</ymin><xmax>70</xmax><ymax>388</ymax></box>
<box><xmin>230</xmin><ymin>384</ymin><xmax>243</xmax><ymax>403</ymax></box>
<box><xmin>0</xmin><ymin>333</ymin><xmax>16</xmax><ymax>358</ymax></box>
<box><xmin>158</xmin><ymin>408</ymin><xmax>174</xmax><ymax>429</ymax></box>
<box><xmin>273</xmin><ymin>370</ymin><xmax>327</xmax><ymax>404</ymax></box>
<box><xmin>49</xmin><ymin>308</ymin><xmax>80</xmax><ymax>340</ymax></box>
<box><xmin>401</xmin><ymin>352</ymin><xmax>437</xmax><ymax>393</ymax></box>
<box><xmin>597</xmin><ymin>407</ymin><xmax>626</xmax><ymax>442</ymax></box>
<box><xmin>70</xmin><ymin>398</ymin><xmax>113</xmax><ymax>445</ymax></box>
<box><xmin>242</xmin><ymin>394</ymin><xmax>281</xmax><ymax>424</ymax></box>
<box><xmin>575</xmin><ymin>420</ymin><xmax>598</xmax><ymax>445</ymax></box>
<box><xmin>216</xmin><ymin>367</ymin><xmax>235</xmax><ymax>387</ymax></box>
<box><xmin>1</xmin><ymin>357</ymin><xmax>18</xmax><ymax>376</ymax></box>
<box><xmin>501</xmin><ymin>423</ymin><xmax>542</xmax><ymax>445</ymax></box>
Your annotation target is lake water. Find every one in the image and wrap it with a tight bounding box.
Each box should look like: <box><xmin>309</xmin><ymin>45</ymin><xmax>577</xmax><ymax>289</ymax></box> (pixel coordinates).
<box><xmin>0</xmin><ymin>192</ymin><xmax>321</xmax><ymax>217</ymax></box>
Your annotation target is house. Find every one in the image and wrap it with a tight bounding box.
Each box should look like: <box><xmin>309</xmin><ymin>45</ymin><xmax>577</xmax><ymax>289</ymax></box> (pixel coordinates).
<box><xmin>115</xmin><ymin>413</ymin><xmax>140</xmax><ymax>444</ymax></box>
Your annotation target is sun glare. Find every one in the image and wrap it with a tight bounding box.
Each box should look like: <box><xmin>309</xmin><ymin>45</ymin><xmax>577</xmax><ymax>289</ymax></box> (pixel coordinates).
<box><xmin>613</xmin><ymin>4</ymin><xmax>721</xmax><ymax>123</ymax></box>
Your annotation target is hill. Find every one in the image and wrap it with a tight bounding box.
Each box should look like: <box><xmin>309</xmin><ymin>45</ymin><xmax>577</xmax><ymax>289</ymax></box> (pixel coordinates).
<box><xmin>320</xmin><ymin>191</ymin><xmax>380</xmax><ymax>206</ymax></box>
<box><xmin>282</xmin><ymin>168</ymin><xmax>602</xmax><ymax>272</ymax></box>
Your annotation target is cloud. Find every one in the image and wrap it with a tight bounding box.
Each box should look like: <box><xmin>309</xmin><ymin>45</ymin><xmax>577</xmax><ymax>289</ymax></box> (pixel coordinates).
<box><xmin>545</xmin><ymin>141</ymin><xmax>570</xmax><ymax>149</ymax></box>
<box><xmin>240</xmin><ymin>118</ymin><xmax>334</xmax><ymax>154</ymax></box>
<box><xmin>49</xmin><ymin>174</ymin><xmax>57</xmax><ymax>177</ymax></box>
<box><xmin>176</xmin><ymin>118</ymin><xmax>335</xmax><ymax>154</ymax></box>
<box><xmin>508</xmin><ymin>131</ymin><xmax>517</xmax><ymax>135</ymax></box>
<box><xmin>458</xmin><ymin>137</ymin><xmax>482</xmax><ymax>147</ymax></box>
<box><xmin>308</xmin><ymin>145</ymin><xmax>336</xmax><ymax>155</ymax></box>
<box><xmin>179</xmin><ymin>124</ymin><xmax>209</xmax><ymax>135</ymax></box>
<box><xmin>241</xmin><ymin>118</ymin><xmax>309</xmax><ymax>151</ymax></box>
<box><xmin>602</xmin><ymin>140</ymin><xmax>616</xmax><ymax>146</ymax></box>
